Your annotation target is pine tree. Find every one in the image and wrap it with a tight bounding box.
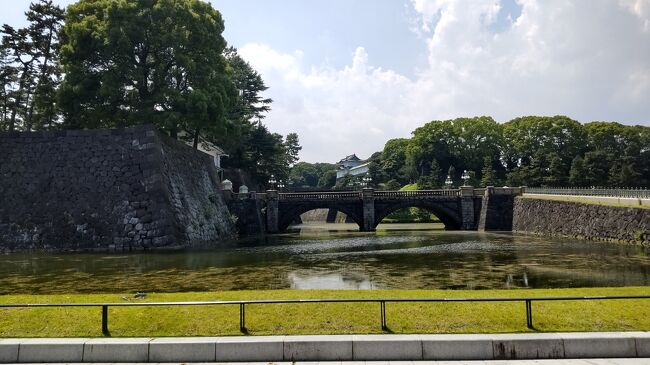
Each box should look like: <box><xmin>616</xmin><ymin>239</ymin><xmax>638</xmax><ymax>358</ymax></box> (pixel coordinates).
<box><xmin>26</xmin><ymin>0</ymin><xmax>65</xmax><ymax>130</ymax></box>
<box><xmin>1</xmin><ymin>25</ymin><xmax>36</xmax><ymax>131</ymax></box>
<box><xmin>480</xmin><ymin>156</ymin><xmax>497</xmax><ymax>187</ymax></box>
<box><xmin>429</xmin><ymin>158</ymin><xmax>442</xmax><ymax>187</ymax></box>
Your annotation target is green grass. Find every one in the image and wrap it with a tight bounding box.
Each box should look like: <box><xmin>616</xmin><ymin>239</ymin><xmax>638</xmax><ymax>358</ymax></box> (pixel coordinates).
<box><xmin>522</xmin><ymin>194</ymin><xmax>650</xmax><ymax>210</ymax></box>
<box><xmin>400</xmin><ymin>183</ymin><xmax>418</xmax><ymax>191</ymax></box>
<box><xmin>1</xmin><ymin>287</ymin><xmax>649</xmax><ymax>337</ymax></box>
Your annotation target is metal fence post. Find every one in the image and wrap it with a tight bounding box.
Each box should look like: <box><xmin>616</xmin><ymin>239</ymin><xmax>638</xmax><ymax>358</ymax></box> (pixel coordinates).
<box><xmin>102</xmin><ymin>305</ymin><xmax>109</xmax><ymax>335</ymax></box>
<box><xmin>239</xmin><ymin>303</ymin><xmax>246</xmax><ymax>332</ymax></box>
<box><xmin>380</xmin><ymin>301</ymin><xmax>387</xmax><ymax>330</ymax></box>
<box><xmin>525</xmin><ymin>300</ymin><xmax>533</xmax><ymax>329</ymax></box>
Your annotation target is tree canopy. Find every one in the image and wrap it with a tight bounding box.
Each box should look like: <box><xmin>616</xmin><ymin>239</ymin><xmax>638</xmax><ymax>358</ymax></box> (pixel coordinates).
<box><xmin>370</xmin><ymin>116</ymin><xmax>650</xmax><ymax>189</ymax></box>
<box><xmin>58</xmin><ymin>0</ymin><xmax>232</xmax><ymax>141</ymax></box>
<box><xmin>1</xmin><ymin>0</ymin><xmax>302</xmax><ymax>189</ymax></box>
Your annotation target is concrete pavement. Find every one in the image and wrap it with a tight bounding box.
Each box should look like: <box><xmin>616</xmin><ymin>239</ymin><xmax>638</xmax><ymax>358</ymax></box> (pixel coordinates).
<box><xmin>1</xmin><ymin>332</ymin><xmax>649</xmax><ymax>363</ymax></box>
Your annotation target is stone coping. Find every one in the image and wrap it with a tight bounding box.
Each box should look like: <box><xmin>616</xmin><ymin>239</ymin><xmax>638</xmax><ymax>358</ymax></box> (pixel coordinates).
<box><xmin>0</xmin><ymin>332</ymin><xmax>649</xmax><ymax>363</ymax></box>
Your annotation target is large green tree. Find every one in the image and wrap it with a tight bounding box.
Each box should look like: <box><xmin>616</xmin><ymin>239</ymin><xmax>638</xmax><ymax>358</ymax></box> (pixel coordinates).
<box><xmin>0</xmin><ymin>0</ymin><xmax>64</xmax><ymax>132</ymax></box>
<box><xmin>405</xmin><ymin>116</ymin><xmax>503</xmax><ymax>185</ymax></box>
<box><xmin>58</xmin><ymin>0</ymin><xmax>232</xmax><ymax>143</ymax></box>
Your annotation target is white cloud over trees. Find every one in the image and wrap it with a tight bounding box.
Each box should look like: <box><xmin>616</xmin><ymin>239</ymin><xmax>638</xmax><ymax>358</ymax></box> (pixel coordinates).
<box><xmin>239</xmin><ymin>0</ymin><xmax>650</xmax><ymax>162</ymax></box>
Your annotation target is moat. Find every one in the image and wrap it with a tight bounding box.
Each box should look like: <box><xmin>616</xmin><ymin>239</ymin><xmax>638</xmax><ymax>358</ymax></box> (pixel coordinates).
<box><xmin>0</xmin><ymin>223</ymin><xmax>648</xmax><ymax>294</ymax></box>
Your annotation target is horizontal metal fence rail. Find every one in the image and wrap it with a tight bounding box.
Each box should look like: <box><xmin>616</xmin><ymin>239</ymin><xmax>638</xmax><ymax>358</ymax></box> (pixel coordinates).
<box><xmin>526</xmin><ymin>187</ymin><xmax>650</xmax><ymax>199</ymax></box>
<box><xmin>1</xmin><ymin>295</ymin><xmax>648</xmax><ymax>335</ymax></box>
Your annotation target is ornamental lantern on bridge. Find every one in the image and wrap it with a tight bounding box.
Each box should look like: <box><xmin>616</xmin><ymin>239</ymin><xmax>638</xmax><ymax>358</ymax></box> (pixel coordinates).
<box><xmin>445</xmin><ymin>175</ymin><xmax>453</xmax><ymax>189</ymax></box>
<box><xmin>362</xmin><ymin>175</ymin><xmax>372</xmax><ymax>188</ymax></box>
<box><xmin>461</xmin><ymin>170</ymin><xmax>470</xmax><ymax>186</ymax></box>
<box><xmin>268</xmin><ymin>174</ymin><xmax>277</xmax><ymax>190</ymax></box>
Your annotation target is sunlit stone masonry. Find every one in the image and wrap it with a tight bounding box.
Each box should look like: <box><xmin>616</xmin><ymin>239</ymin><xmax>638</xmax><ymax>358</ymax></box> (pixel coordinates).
<box><xmin>0</xmin><ymin>125</ymin><xmax>235</xmax><ymax>251</ymax></box>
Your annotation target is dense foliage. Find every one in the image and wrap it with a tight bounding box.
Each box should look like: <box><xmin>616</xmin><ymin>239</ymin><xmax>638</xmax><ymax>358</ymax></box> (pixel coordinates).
<box><xmin>369</xmin><ymin>116</ymin><xmax>650</xmax><ymax>189</ymax></box>
<box><xmin>0</xmin><ymin>0</ymin><xmax>299</xmax><ymax>187</ymax></box>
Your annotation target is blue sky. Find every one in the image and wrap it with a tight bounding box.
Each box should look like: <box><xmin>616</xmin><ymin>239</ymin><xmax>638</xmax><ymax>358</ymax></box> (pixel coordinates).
<box><xmin>3</xmin><ymin>1</ymin><xmax>650</xmax><ymax>162</ymax></box>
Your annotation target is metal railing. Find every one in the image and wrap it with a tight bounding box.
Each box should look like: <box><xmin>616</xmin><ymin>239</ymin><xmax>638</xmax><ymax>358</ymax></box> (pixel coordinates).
<box><xmin>526</xmin><ymin>187</ymin><xmax>650</xmax><ymax>199</ymax></box>
<box><xmin>1</xmin><ymin>295</ymin><xmax>648</xmax><ymax>335</ymax></box>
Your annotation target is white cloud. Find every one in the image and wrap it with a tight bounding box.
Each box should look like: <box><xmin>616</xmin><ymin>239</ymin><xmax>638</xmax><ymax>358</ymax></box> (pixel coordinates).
<box><xmin>239</xmin><ymin>0</ymin><xmax>650</xmax><ymax>163</ymax></box>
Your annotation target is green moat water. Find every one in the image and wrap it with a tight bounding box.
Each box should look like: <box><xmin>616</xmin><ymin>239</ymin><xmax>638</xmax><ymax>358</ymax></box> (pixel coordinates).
<box><xmin>0</xmin><ymin>223</ymin><xmax>648</xmax><ymax>294</ymax></box>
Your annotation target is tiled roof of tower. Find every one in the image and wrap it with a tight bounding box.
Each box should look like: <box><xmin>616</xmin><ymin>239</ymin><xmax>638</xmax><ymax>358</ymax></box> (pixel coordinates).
<box><xmin>338</xmin><ymin>154</ymin><xmax>361</xmax><ymax>163</ymax></box>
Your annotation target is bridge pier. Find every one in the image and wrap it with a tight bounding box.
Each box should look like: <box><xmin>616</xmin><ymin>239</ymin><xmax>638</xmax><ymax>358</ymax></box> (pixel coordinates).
<box><xmin>266</xmin><ymin>190</ymin><xmax>279</xmax><ymax>233</ymax></box>
<box><xmin>362</xmin><ymin>188</ymin><xmax>375</xmax><ymax>232</ymax></box>
<box><xmin>460</xmin><ymin>186</ymin><xmax>476</xmax><ymax>230</ymax></box>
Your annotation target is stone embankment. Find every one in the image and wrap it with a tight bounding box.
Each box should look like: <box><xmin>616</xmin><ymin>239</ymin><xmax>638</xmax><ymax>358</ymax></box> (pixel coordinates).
<box><xmin>513</xmin><ymin>197</ymin><xmax>649</xmax><ymax>244</ymax></box>
<box><xmin>0</xmin><ymin>125</ymin><xmax>235</xmax><ymax>251</ymax></box>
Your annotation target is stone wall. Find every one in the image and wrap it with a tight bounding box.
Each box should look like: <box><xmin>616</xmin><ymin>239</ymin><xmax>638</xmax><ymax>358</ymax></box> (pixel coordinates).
<box><xmin>223</xmin><ymin>192</ymin><xmax>265</xmax><ymax>236</ymax></box>
<box><xmin>478</xmin><ymin>188</ymin><xmax>516</xmax><ymax>231</ymax></box>
<box><xmin>512</xmin><ymin>197</ymin><xmax>650</xmax><ymax>244</ymax></box>
<box><xmin>0</xmin><ymin>125</ymin><xmax>235</xmax><ymax>251</ymax></box>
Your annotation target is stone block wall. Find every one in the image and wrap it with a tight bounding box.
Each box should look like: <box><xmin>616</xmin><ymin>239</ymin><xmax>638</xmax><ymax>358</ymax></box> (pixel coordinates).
<box><xmin>512</xmin><ymin>197</ymin><xmax>650</xmax><ymax>244</ymax></box>
<box><xmin>478</xmin><ymin>188</ymin><xmax>516</xmax><ymax>231</ymax></box>
<box><xmin>0</xmin><ymin>125</ymin><xmax>235</xmax><ymax>251</ymax></box>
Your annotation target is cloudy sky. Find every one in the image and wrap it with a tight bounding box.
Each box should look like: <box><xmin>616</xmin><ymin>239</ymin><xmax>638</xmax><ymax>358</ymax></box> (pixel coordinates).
<box><xmin>3</xmin><ymin>0</ymin><xmax>650</xmax><ymax>162</ymax></box>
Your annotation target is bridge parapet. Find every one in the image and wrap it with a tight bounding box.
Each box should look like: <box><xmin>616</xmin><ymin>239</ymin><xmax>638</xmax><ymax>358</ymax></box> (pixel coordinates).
<box><xmin>279</xmin><ymin>191</ymin><xmax>361</xmax><ymax>201</ymax></box>
<box><xmin>374</xmin><ymin>189</ymin><xmax>460</xmax><ymax>199</ymax></box>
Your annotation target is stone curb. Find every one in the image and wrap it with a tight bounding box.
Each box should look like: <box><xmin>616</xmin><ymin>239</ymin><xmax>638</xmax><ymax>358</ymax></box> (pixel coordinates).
<box><xmin>0</xmin><ymin>332</ymin><xmax>648</xmax><ymax>363</ymax></box>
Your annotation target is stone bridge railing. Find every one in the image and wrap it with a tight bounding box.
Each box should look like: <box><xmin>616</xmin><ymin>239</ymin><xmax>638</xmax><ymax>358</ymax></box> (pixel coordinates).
<box><xmin>278</xmin><ymin>191</ymin><xmax>362</xmax><ymax>200</ymax></box>
<box><xmin>275</xmin><ymin>189</ymin><xmax>469</xmax><ymax>201</ymax></box>
<box><xmin>238</xmin><ymin>187</ymin><xmax>522</xmax><ymax>202</ymax></box>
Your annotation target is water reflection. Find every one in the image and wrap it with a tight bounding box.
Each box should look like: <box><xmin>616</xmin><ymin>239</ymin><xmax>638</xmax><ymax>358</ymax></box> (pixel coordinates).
<box><xmin>288</xmin><ymin>272</ymin><xmax>376</xmax><ymax>290</ymax></box>
<box><xmin>0</xmin><ymin>223</ymin><xmax>648</xmax><ymax>294</ymax></box>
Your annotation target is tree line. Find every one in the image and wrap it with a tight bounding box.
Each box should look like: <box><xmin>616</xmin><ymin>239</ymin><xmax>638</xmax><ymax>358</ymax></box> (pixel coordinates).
<box><xmin>289</xmin><ymin>116</ymin><xmax>650</xmax><ymax>190</ymax></box>
<box><xmin>370</xmin><ymin>116</ymin><xmax>650</xmax><ymax>189</ymax></box>
<box><xmin>1</xmin><ymin>0</ymin><xmax>300</xmax><ymax>186</ymax></box>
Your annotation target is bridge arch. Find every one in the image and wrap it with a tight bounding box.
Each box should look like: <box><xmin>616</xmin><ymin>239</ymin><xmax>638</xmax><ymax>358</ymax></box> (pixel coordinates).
<box><xmin>373</xmin><ymin>200</ymin><xmax>462</xmax><ymax>230</ymax></box>
<box><xmin>277</xmin><ymin>202</ymin><xmax>364</xmax><ymax>232</ymax></box>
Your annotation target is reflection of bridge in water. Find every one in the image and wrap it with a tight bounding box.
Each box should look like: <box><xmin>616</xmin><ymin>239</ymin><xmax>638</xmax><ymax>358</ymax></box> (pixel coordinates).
<box><xmin>227</xmin><ymin>187</ymin><xmax>524</xmax><ymax>233</ymax></box>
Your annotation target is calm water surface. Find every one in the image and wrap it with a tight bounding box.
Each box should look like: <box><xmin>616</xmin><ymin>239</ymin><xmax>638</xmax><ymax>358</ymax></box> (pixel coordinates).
<box><xmin>0</xmin><ymin>223</ymin><xmax>649</xmax><ymax>294</ymax></box>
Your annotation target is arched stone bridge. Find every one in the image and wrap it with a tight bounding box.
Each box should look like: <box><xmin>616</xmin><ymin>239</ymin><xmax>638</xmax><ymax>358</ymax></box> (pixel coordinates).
<box><xmin>226</xmin><ymin>187</ymin><xmax>524</xmax><ymax>233</ymax></box>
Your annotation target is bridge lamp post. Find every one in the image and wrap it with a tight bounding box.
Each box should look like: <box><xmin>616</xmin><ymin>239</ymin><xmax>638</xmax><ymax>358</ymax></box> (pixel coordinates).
<box><xmin>461</xmin><ymin>170</ymin><xmax>470</xmax><ymax>187</ymax></box>
<box><xmin>445</xmin><ymin>175</ymin><xmax>453</xmax><ymax>189</ymax></box>
<box><xmin>277</xmin><ymin>182</ymin><xmax>285</xmax><ymax>191</ymax></box>
<box><xmin>362</xmin><ymin>175</ymin><xmax>372</xmax><ymax>188</ymax></box>
<box><xmin>268</xmin><ymin>174</ymin><xmax>277</xmax><ymax>190</ymax></box>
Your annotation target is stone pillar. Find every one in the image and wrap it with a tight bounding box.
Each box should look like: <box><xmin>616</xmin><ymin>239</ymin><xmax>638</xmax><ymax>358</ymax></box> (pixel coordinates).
<box><xmin>460</xmin><ymin>186</ymin><xmax>476</xmax><ymax>230</ymax></box>
<box><xmin>361</xmin><ymin>188</ymin><xmax>375</xmax><ymax>232</ymax></box>
<box><xmin>266</xmin><ymin>190</ymin><xmax>279</xmax><ymax>233</ymax></box>
<box><xmin>477</xmin><ymin>186</ymin><xmax>494</xmax><ymax>231</ymax></box>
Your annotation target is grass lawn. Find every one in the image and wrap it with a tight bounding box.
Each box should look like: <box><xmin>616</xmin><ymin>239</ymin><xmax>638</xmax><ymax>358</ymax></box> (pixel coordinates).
<box><xmin>521</xmin><ymin>194</ymin><xmax>650</xmax><ymax>210</ymax></box>
<box><xmin>0</xmin><ymin>287</ymin><xmax>648</xmax><ymax>337</ymax></box>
